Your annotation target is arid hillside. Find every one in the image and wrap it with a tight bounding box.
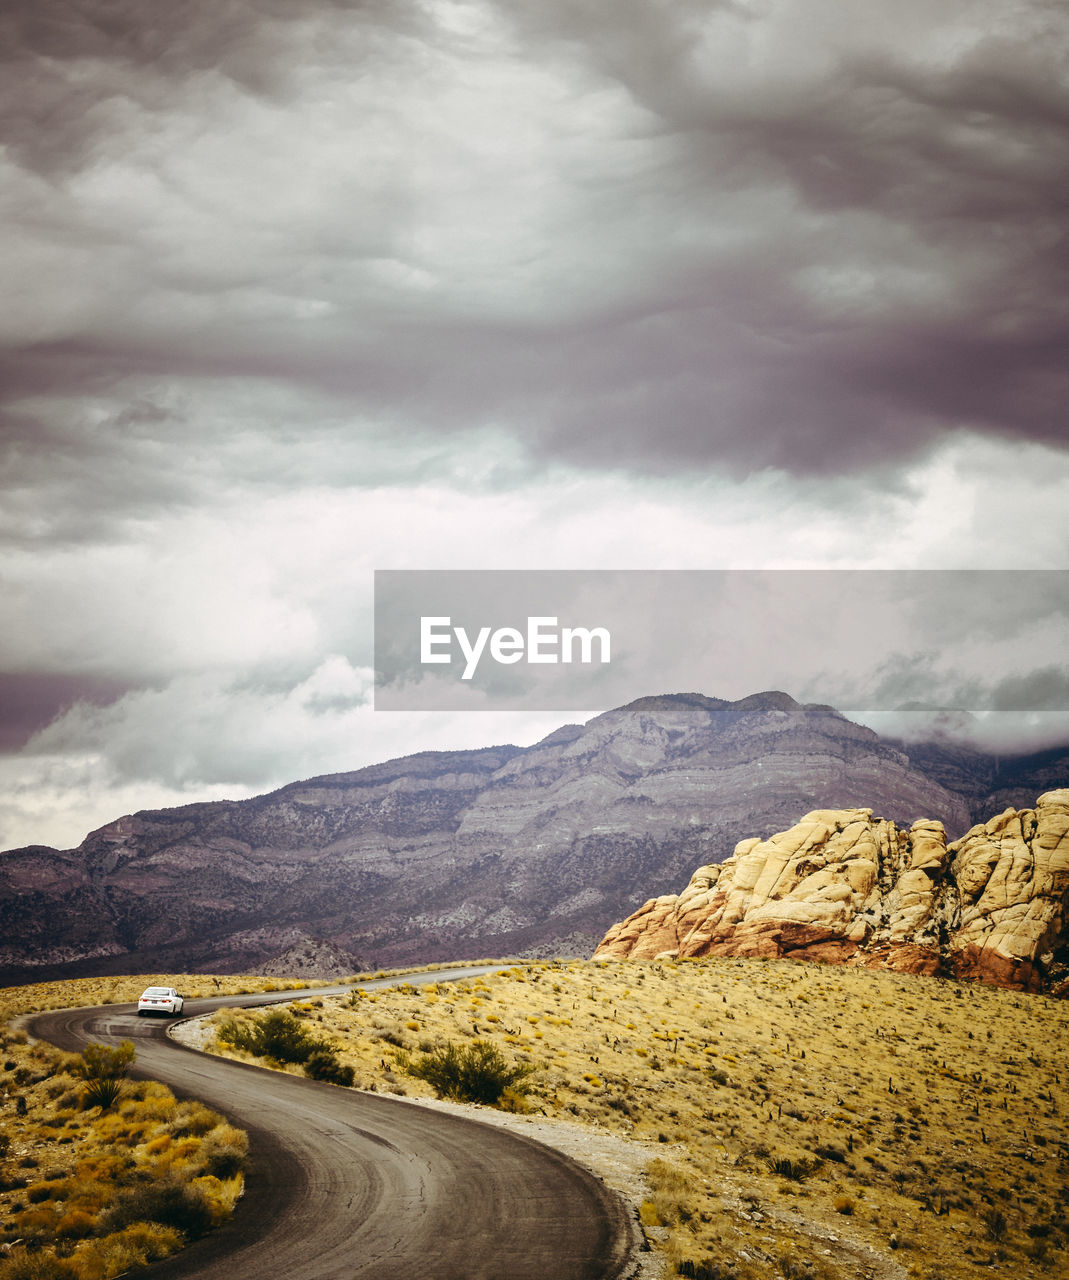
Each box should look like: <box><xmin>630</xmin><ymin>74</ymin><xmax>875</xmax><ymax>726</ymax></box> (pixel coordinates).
<box><xmin>197</xmin><ymin>958</ymin><xmax>1069</xmax><ymax>1280</ymax></box>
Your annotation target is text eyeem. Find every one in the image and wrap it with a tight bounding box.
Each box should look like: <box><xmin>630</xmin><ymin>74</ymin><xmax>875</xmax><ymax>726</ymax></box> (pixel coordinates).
<box><xmin>421</xmin><ymin>616</ymin><xmax>611</xmax><ymax>680</ymax></box>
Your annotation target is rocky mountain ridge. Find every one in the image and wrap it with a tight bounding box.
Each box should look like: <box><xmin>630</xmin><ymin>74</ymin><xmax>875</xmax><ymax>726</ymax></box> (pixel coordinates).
<box><xmin>2</xmin><ymin>691</ymin><xmax>1067</xmax><ymax>980</ymax></box>
<box><xmin>594</xmin><ymin>789</ymin><xmax>1069</xmax><ymax>993</ymax></box>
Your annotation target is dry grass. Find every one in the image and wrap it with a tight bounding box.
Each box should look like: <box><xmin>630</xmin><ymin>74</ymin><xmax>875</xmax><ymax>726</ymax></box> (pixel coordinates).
<box><xmin>0</xmin><ymin>980</ymin><xmax>256</xmax><ymax>1280</ymax></box>
<box><xmin>204</xmin><ymin>958</ymin><xmax>1069</xmax><ymax>1280</ymax></box>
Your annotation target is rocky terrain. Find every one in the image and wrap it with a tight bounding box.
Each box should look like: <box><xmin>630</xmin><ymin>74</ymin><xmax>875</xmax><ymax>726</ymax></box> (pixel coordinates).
<box><xmin>2</xmin><ymin>691</ymin><xmax>1067</xmax><ymax>980</ymax></box>
<box><xmin>594</xmin><ymin>789</ymin><xmax>1069</xmax><ymax>993</ymax></box>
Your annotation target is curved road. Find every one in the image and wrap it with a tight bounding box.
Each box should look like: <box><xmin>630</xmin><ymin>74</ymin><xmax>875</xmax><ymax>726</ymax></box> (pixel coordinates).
<box><xmin>27</xmin><ymin>970</ymin><xmax>636</xmax><ymax>1280</ymax></box>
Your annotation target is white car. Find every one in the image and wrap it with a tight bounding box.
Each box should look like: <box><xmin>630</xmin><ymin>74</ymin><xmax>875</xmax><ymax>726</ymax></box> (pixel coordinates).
<box><xmin>137</xmin><ymin>986</ymin><xmax>185</xmax><ymax>1017</ymax></box>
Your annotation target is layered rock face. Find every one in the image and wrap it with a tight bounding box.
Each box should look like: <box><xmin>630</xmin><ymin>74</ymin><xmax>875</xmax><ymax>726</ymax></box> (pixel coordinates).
<box><xmin>594</xmin><ymin>790</ymin><xmax>1069</xmax><ymax>993</ymax></box>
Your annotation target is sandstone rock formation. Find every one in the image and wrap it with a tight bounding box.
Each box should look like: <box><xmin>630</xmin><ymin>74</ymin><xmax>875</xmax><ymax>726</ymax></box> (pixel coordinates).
<box><xmin>594</xmin><ymin>790</ymin><xmax>1069</xmax><ymax>993</ymax></box>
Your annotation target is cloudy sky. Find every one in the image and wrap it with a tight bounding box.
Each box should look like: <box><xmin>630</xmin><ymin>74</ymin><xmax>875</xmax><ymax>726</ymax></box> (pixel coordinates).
<box><xmin>2</xmin><ymin>0</ymin><xmax>1068</xmax><ymax>851</ymax></box>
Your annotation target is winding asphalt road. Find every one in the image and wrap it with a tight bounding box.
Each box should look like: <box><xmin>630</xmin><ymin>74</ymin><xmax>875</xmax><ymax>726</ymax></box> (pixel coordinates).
<box><xmin>26</xmin><ymin>969</ymin><xmax>636</xmax><ymax>1280</ymax></box>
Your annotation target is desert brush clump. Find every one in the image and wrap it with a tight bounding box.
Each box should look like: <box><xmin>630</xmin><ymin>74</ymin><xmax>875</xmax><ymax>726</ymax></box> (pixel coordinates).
<box><xmin>215</xmin><ymin>1008</ymin><xmax>354</xmax><ymax>1085</ymax></box>
<box><xmin>401</xmin><ymin>1039</ymin><xmax>536</xmax><ymax>1107</ymax></box>
<box><xmin>203</xmin><ymin>957</ymin><xmax>1069</xmax><ymax>1280</ymax></box>
<box><xmin>68</xmin><ymin>1042</ymin><xmax>135</xmax><ymax>1112</ymax></box>
<box><xmin>0</xmin><ymin>1015</ymin><xmax>247</xmax><ymax>1280</ymax></box>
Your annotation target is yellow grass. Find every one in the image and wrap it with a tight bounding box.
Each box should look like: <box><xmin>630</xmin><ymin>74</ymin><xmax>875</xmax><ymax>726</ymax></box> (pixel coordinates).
<box><xmin>0</xmin><ymin>1017</ymin><xmax>247</xmax><ymax>1280</ymax></box>
<box><xmin>204</xmin><ymin>958</ymin><xmax>1069</xmax><ymax>1280</ymax></box>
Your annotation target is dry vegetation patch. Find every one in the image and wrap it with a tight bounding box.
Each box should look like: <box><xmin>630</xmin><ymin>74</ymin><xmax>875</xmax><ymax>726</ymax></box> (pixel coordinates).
<box><xmin>0</xmin><ymin>974</ymin><xmax>274</xmax><ymax>1280</ymax></box>
<box><xmin>201</xmin><ymin>958</ymin><xmax>1069</xmax><ymax>1280</ymax></box>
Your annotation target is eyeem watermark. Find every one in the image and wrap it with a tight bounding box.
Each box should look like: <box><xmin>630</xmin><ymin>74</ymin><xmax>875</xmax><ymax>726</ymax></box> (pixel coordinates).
<box><xmin>374</xmin><ymin>568</ymin><xmax>1069</xmax><ymax>713</ymax></box>
<box><xmin>421</xmin><ymin>615</ymin><xmax>611</xmax><ymax>680</ymax></box>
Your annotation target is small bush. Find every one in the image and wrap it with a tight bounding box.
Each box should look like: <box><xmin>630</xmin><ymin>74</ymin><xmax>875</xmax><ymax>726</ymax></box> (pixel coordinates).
<box><xmin>498</xmin><ymin>1086</ymin><xmax>531</xmax><ymax>1114</ymax></box>
<box><xmin>639</xmin><ymin>1200</ymin><xmax>661</xmax><ymax>1227</ymax></box>
<box><xmin>767</xmin><ymin>1155</ymin><xmax>819</xmax><ymax>1181</ymax></box>
<box><xmin>814</xmin><ymin>1143</ymin><xmax>847</xmax><ymax>1164</ymax></box>
<box><xmin>676</xmin><ymin>1263</ymin><xmax>723</xmax><ymax>1280</ymax></box>
<box><xmin>55</xmin><ymin>1208</ymin><xmax>96</xmax><ymax>1239</ymax></box>
<box><xmin>100</xmin><ymin>1176</ymin><xmax>216</xmax><ymax>1239</ymax></box>
<box><xmin>69</xmin><ymin>1041</ymin><xmax>134</xmax><ymax>1110</ymax></box>
<box><xmin>217</xmin><ymin>1010</ymin><xmax>331</xmax><ymax>1065</ymax></box>
<box><xmin>198</xmin><ymin>1125</ymin><xmax>249</xmax><ymax>1179</ymax></box>
<box><xmin>304</xmin><ymin>1050</ymin><xmax>355</xmax><ymax>1086</ymax></box>
<box><xmin>405</xmin><ymin>1039</ymin><xmax>535</xmax><ymax>1106</ymax></box>
<box><xmin>81</xmin><ymin>1076</ymin><xmax>125</xmax><ymax>1110</ymax></box>
<box><xmin>171</xmin><ymin>1102</ymin><xmax>222</xmax><ymax>1137</ymax></box>
<box><xmin>833</xmin><ymin>1195</ymin><xmax>854</xmax><ymax>1215</ymax></box>
<box><xmin>982</xmin><ymin>1207</ymin><xmax>1008</xmax><ymax>1241</ymax></box>
<box><xmin>0</xmin><ymin>1249</ymin><xmax>79</xmax><ymax>1280</ymax></box>
<box><xmin>71</xmin><ymin>1041</ymin><xmax>135</xmax><ymax>1082</ymax></box>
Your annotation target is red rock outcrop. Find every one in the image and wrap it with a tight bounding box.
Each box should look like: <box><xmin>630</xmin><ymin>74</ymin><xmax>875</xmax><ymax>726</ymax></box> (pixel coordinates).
<box><xmin>594</xmin><ymin>789</ymin><xmax>1069</xmax><ymax>993</ymax></box>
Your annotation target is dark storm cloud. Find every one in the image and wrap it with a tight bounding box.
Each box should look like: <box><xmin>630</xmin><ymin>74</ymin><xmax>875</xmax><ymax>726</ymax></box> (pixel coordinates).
<box><xmin>500</xmin><ymin>2</ymin><xmax>1069</xmax><ymax>468</ymax></box>
<box><xmin>3</xmin><ymin>0</ymin><xmax>1067</xmax><ymax>481</ymax></box>
<box><xmin>0</xmin><ymin>672</ymin><xmax>132</xmax><ymax>750</ymax></box>
<box><xmin>0</xmin><ymin>0</ymin><xmax>428</xmax><ymax>172</ymax></box>
<box><xmin>990</xmin><ymin>666</ymin><xmax>1069</xmax><ymax>712</ymax></box>
<box><xmin>0</xmin><ymin>383</ymin><xmax>208</xmax><ymax>546</ymax></box>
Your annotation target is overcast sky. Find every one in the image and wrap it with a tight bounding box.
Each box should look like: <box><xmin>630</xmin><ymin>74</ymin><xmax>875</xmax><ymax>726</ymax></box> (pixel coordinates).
<box><xmin>2</xmin><ymin>0</ymin><xmax>1068</xmax><ymax>851</ymax></box>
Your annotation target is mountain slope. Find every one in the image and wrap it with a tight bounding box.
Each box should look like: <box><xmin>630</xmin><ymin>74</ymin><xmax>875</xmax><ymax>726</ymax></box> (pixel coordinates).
<box><xmin>2</xmin><ymin>692</ymin><xmax>1066</xmax><ymax>980</ymax></box>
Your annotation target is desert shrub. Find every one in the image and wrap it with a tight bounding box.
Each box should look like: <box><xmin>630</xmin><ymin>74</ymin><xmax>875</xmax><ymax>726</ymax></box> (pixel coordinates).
<box><xmin>100</xmin><ymin>1176</ymin><xmax>215</xmax><ymax>1239</ymax></box>
<box><xmin>10</xmin><ymin>1207</ymin><xmax>60</xmax><ymax>1243</ymax></box>
<box><xmin>170</xmin><ymin>1102</ymin><xmax>221</xmax><ymax>1137</ymax></box>
<box><xmin>767</xmin><ymin>1155</ymin><xmax>819</xmax><ymax>1181</ymax></box>
<box><xmin>70</xmin><ymin>1042</ymin><xmax>134</xmax><ymax>1082</ymax></box>
<box><xmin>76</xmin><ymin>1222</ymin><xmax>185</xmax><ymax>1277</ymax></box>
<box><xmin>13</xmin><ymin>1067</ymin><xmax>49</xmax><ymax>1088</ymax></box>
<box><xmin>497</xmin><ymin>1086</ymin><xmax>531</xmax><ymax>1114</ymax></box>
<box><xmin>832</xmin><ymin>1195</ymin><xmax>854</xmax><ymax>1215</ymax></box>
<box><xmin>198</xmin><ymin>1125</ymin><xmax>249</xmax><ymax>1179</ymax></box>
<box><xmin>115</xmin><ymin>1221</ymin><xmax>184</xmax><ymax>1260</ymax></box>
<box><xmin>677</xmin><ymin>1263</ymin><xmax>727</xmax><ymax>1280</ymax></box>
<box><xmin>304</xmin><ymin>1050</ymin><xmax>355</xmax><ymax>1086</ymax></box>
<box><xmin>69</xmin><ymin>1041</ymin><xmax>134</xmax><ymax>1111</ymax></box>
<box><xmin>1025</xmin><ymin>1238</ymin><xmax>1049</xmax><ymax>1263</ymax></box>
<box><xmin>217</xmin><ymin>1010</ymin><xmax>330</xmax><ymax>1065</ymax></box>
<box><xmin>214</xmin><ymin>1017</ymin><xmax>261</xmax><ymax>1055</ymax></box>
<box><xmin>54</xmin><ymin>1208</ymin><xmax>96</xmax><ymax>1240</ymax></box>
<box><xmin>814</xmin><ymin>1143</ymin><xmax>847</xmax><ymax>1164</ymax></box>
<box><xmin>982</xmin><ymin>1207</ymin><xmax>1008</xmax><ymax>1241</ymax></box>
<box><xmin>81</xmin><ymin>1077</ymin><xmax>125</xmax><ymax>1111</ymax></box>
<box><xmin>639</xmin><ymin>1200</ymin><xmax>661</xmax><ymax>1227</ymax></box>
<box><xmin>0</xmin><ymin>1249</ymin><xmax>79</xmax><ymax>1280</ymax></box>
<box><xmin>405</xmin><ymin>1039</ymin><xmax>535</xmax><ymax>1106</ymax></box>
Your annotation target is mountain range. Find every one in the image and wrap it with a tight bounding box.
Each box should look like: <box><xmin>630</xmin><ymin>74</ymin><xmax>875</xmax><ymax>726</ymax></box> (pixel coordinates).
<box><xmin>2</xmin><ymin>691</ymin><xmax>1068</xmax><ymax>982</ymax></box>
